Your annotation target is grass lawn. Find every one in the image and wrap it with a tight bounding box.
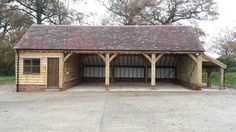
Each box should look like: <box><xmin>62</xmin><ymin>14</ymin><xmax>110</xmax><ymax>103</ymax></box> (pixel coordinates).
<box><xmin>202</xmin><ymin>72</ymin><xmax>236</xmax><ymax>88</ymax></box>
<box><xmin>0</xmin><ymin>76</ymin><xmax>15</xmax><ymax>84</ymax></box>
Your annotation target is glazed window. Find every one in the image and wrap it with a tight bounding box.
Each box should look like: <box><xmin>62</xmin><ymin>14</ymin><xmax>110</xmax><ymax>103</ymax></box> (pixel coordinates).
<box><xmin>23</xmin><ymin>59</ymin><xmax>40</xmax><ymax>74</ymax></box>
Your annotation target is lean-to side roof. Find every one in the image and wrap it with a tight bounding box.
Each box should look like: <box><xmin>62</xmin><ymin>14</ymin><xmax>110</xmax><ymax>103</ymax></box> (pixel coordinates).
<box><xmin>202</xmin><ymin>54</ymin><xmax>227</xmax><ymax>69</ymax></box>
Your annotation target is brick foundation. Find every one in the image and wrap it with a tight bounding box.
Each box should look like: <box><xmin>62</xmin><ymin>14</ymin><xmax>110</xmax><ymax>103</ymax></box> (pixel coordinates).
<box><xmin>62</xmin><ymin>78</ymin><xmax>81</xmax><ymax>91</ymax></box>
<box><xmin>176</xmin><ymin>80</ymin><xmax>201</xmax><ymax>90</ymax></box>
<box><xmin>219</xmin><ymin>85</ymin><xmax>225</xmax><ymax>90</ymax></box>
<box><xmin>18</xmin><ymin>84</ymin><xmax>47</xmax><ymax>92</ymax></box>
<box><xmin>105</xmin><ymin>85</ymin><xmax>110</xmax><ymax>90</ymax></box>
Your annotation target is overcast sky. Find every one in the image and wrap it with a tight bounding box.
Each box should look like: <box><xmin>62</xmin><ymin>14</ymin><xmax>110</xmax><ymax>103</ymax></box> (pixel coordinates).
<box><xmin>72</xmin><ymin>0</ymin><xmax>236</xmax><ymax>58</ymax></box>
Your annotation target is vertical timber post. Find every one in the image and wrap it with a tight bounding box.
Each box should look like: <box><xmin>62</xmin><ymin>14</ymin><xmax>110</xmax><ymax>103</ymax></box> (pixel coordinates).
<box><xmin>98</xmin><ymin>53</ymin><xmax>117</xmax><ymax>91</ymax></box>
<box><xmin>196</xmin><ymin>54</ymin><xmax>202</xmax><ymax>90</ymax></box>
<box><xmin>145</xmin><ymin>58</ymin><xmax>148</xmax><ymax>83</ymax></box>
<box><xmin>16</xmin><ymin>50</ymin><xmax>19</xmax><ymax>92</ymax></box>
<box><xmin>151</xmin><ymin>54</ymin><xmax>156</xmax><ymax>88</ymax></box>
<box><xmin>105</xmin><ymin>53</ymin><xmax>110</xmax><ymax>90</ymax></box>
<box><xmin>143</xmin><ymin>53</ymin><xmax>163</xmax><ymax>89</ymax></box>
<box><xmin>219</xmin><ymin>68</ymin><xmax>224</xmax><ymax>90</ymax></box>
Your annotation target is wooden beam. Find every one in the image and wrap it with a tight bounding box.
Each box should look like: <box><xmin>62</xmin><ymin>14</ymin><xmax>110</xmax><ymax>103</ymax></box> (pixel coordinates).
<box><xmin>143</xmin><ymin>53</ymin><xmax>152</xmax><ymax>63</ymax></box>
<box><xmin>98</xmin><ymin>53</ymin><xmax>106</xmax><ymax>62</ymax></box>
<box><xmin>143</xmin><ymin>53</ymin><xmax>164</xmax><ymax>87</ymax></box>
<box><xmin>109</xmin><ymin>54</ymin><xmax>118</xmax><ymax>62</ymax></box>
<box><xmin>155</xmin><ymin>54</ymin><xmax>164</xmax><ymax>63</ymax></box>
<box><xmin>97</xmin><ymin>53</ymin><xmax>119</xmax><ymax>90</ymax></box>
<box><xmin>187</xmin><ymin>53</ymin><xmax>197</xmax><ymax>63</ymax></box>
<box><xmin>196</xmin><ymin>54</ymin><xmax>202</xmax><ymax>89</ymax></box>
<box><xmin>64</xmin><ymin>52</ymin><xmax>73</xmax><ymax>62</ymax></box>
<box><xmin>72</xmin><ymin>50</ymin><xmax>202</xmax><ymax>55</ymax></box>
<box><xmin>151</xmin><ymin>54</ymin><xmax>156</xmax><ymax>87</ymax></box>
<box><xmin>203</xmin><ymin>54</ymin><xmax>227</xmax><ymax>69</ymax></box>
<box><xmin>105</xmin><ymin>53</ymin><xmax>110</xmax><ymax>90</ymax></box>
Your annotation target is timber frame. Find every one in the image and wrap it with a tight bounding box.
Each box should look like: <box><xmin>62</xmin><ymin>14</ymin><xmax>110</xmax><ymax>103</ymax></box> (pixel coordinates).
<box><xmin>14</xmin><ymin>25</ymin><xmax>227</xmax><ymax>92</ymax></box>
<box><xmin>15</xmin><ymin>50</ymin><xmax>227</xmax><ymax>92</ymax></box>
<box><xmin>143</xmin><ymin>53</ymin><xmax>164</xmax><ymax>87</ymax></box>
<box><xmin>98</xmin><ymin>53</ymin><xmax>118</xmax><ymax>90</ymax></box>
<box><xmin>202</xmin><ymin>54</ymin><xmax>227</xmax><ymax>90</ymax></box>
<box><xmin>187</xmin><ymin>53</ymin><xmax>202</xmax><ymax>89</ymax></box>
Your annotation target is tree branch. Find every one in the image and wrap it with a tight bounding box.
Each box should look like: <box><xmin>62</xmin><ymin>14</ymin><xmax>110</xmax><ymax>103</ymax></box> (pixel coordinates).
<box><xmin>15</xmin><ymin>0</ymin><xmax>37</xmax><ymax>12</ymax></box>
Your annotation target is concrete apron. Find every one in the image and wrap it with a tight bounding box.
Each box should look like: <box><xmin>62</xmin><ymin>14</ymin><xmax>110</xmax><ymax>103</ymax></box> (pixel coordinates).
<box><xmin>66</xmin><ymin>82</ymin><xmax>193</xmax><ymax>92</ymax></box>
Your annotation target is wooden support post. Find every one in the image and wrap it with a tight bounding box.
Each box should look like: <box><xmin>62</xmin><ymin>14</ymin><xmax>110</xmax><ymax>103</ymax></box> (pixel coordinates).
<box><xmin>219</xmin><ymin>68</ymin><xmax>224</xmax><ymax>90</ymax></box>
<box><xmin>151</xmin><ymin>54</ymin><xmax>156</xmax><ymax>87</ymax></box>
<box><xmin>187</xmin><ymin>53</ymin><xmax>197</xmax><ymax>63</ymax></box>
<box><xmin>196</xmin><ymin>54</ymin><xmax>202</xmax><ymax>90</ymax></box>
<box><xmin>188</xmin><ymin>53</ymin><xmax>202</xmax><ymax>90</ymax></box>
<box><xmin>143</xmin><ymin>53</ymin><xmax>163</xmax><ymax>88</ymax></box>
<box><xmin>64</xmin><ymin>52</ymin><xmax>73</xmax><ymax>62</ymax></box>
<box><xmin>98</xmin><ymin>53</ymin><xmax>118</xmax><ymax>90</ymax></box>
<box><xmin>105</xmin><ymin>53</ymin><xmax>110</xmax><ymax>90</ymax></box>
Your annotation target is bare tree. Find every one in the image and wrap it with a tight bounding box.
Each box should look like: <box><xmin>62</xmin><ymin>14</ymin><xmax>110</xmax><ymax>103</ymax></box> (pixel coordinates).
<box><xmin>211</xmin><ymin>29</ymin><xmax>236</xmax><ymax>61</ymax></box>
<box><xmin>0</xmin><ymin>2</ymin><xmax>33</xmax><ymax>42</ymax></box>
<box><xmin>47</xmin><ymin>0</ymin><xmax>83</xmax><ymax>25</ymax></box>
<box><xmin>8</xmin><ymin>0</ymin><xmax>83</xmax><ymax>24</ymax></box>
<box><xmin>0</xmin><ymin>2</ymin><xmax>13</xmax><ymax>38</ymax></box>
<box><xmin>100</xmin><ymin>0</ymin><xmax>218</xmax><ymax>25</ymax></box>
<box><xmin>100</xmin><ymin>0</ymin><xmax>158</xmax><ymax>25</ymax></box>
<box><xmin>145</xmin><ymin>0</ymin><xmax>218</xmax><ymax>24</ymax></box>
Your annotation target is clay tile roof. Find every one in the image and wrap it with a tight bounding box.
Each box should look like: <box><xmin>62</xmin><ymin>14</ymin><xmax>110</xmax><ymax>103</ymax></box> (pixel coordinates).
<box><xmin>14</xmin><ymin>25</ymin><xmax>205</xmax><ymax>52</ymax></box>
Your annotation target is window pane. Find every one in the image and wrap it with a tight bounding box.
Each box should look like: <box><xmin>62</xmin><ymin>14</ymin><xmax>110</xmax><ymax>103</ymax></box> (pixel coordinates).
<box><xmin>32</xmin><ymin>66</ymin><xmax>40</xmax><ymax>73</ymax></box>
<box><xmin>24</xmin><ymin>66</ymin><xmax>31</xmax><ymax>73</ymax></box>
<box><xmin>24</xmin><ymin>60</ymin><xmax>31</xmax><ymax>65</ymax></box>
<box><xmin>32</xmin><ymin>59</ymin><xmax>40</xmax><ymax>65</ymax></box>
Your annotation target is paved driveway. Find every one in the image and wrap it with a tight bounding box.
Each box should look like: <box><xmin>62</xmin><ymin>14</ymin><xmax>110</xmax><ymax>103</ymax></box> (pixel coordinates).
<box><xmin>0</xmin><ymin>84</ymin><xmax>236</xmax><ymax>132</ymax></box>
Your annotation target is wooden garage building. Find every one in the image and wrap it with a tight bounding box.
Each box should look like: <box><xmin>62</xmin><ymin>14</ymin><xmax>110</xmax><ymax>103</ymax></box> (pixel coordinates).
<box><xmin>14</xmin><ymin>25</ymin><xmax>226</xmax><ymax>92</ymax></box>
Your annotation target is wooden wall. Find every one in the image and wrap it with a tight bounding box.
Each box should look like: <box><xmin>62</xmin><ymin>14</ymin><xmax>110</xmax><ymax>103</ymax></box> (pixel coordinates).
<box><xmin>176</xmin><ymin>55</ymin><xmax>197</xmax><ymax>85</ymax></box>
<box><xmin>64</xmin><ymin>54</ymin><xmax>81</xmax><ymax>82</ymax></box>
<box><xmin>16</xmin><ymin>51</ymin><xmax>202</xmax><ymax>90</ymax></box>
<box><xmin>17</xmin><ymin>51</ymin><xmax>64</xmax><ymax>88</ymax></box>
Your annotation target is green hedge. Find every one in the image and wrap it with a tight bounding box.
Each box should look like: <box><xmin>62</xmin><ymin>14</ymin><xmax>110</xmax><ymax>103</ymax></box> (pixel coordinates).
<box><xmin>202</xmin><ymin>72</ymin><xmax>236</xmax><ymax>87</ymax></box>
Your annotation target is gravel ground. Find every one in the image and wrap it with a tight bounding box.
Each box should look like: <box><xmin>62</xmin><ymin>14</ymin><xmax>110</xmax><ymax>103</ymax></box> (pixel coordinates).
<box><xmin>0</xmin><ymin>84</ymin><xmax>236</xmax><ymax>132</ymax></box>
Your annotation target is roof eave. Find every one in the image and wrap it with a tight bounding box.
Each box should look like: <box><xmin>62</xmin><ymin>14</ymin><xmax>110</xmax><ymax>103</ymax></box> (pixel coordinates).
<box><xmin>14</xmin><ymin>48</ymin><xmax>205</xmax><ymax>53</ymax></box>
<box><xmin>203</xmin><ymin>54</ymin><xmax>227</xmax><ymax>69</ymax></box>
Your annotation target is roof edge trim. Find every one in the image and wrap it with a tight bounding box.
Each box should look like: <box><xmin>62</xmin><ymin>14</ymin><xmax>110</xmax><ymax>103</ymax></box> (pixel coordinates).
<box><xmin>203</xmin><ymin>54</ymin><xmax>227</xmax><ymax>69</ymax></box>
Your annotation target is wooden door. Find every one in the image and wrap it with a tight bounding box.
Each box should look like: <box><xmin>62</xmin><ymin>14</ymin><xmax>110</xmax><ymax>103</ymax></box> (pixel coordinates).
<box><xmin>48</xmin><ymin>58</ymin><xmax>59</xmax><ymax>88</ymax></box>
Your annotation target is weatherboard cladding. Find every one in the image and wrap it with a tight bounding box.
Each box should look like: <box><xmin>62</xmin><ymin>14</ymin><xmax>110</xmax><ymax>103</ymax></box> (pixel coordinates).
<box><xmin>14</xmin><ymin>25</ymin><xmax>204</xmax><ymax>52</ymax></box>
